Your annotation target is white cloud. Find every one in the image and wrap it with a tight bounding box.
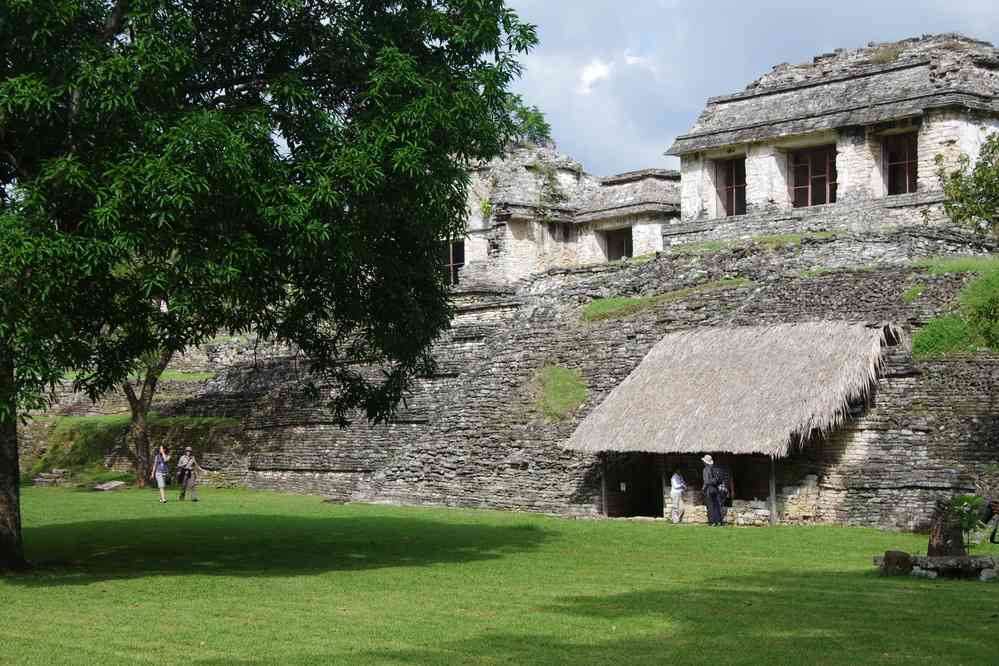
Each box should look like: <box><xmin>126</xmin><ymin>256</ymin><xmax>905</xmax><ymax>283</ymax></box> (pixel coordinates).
<box><xmin>578</xmin><ymin>58</ymin><xmax>612</xmax><ymax>95</ymax></box>
<box><xmin>623</xmin><ymin>52</ymin><xmax>649</xmax><ymax>68</ymax></box>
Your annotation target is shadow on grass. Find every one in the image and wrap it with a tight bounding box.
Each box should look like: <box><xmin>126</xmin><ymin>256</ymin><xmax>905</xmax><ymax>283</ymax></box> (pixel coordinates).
<box><xmin>8</xmin><ymin>513</ymin><xmax>547</xmax><ymax>586</ymax></box>
<box><xmin>328</xmin><ymin>571</ymin><xmax>998</xmax><ymax>665</ymax></box>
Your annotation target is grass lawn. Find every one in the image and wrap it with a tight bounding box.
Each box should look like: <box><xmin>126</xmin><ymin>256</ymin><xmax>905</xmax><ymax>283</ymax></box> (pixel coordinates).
<box><xmin>2</xmin><ymin>488</ymin><xmax>997</xmax><ymax>665</ymax></box>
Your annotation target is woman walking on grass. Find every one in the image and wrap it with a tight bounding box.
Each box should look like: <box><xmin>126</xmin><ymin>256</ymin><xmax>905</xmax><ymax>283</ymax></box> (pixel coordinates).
<box><xmin>150</xmin><ymin>445</ymin><xmax>171</xmax><ymax>504</ymax></box>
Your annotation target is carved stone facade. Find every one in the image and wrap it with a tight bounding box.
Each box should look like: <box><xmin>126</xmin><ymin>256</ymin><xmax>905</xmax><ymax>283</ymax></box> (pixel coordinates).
<box><xmin>459</xmin><ymin>145</ymin><xmax>680</xmax><ymax>286</ymax></box>
<box><xmin>668</xmin><ymin>34</ymin><xmax>999</xmax><ymax>245</ymax></box>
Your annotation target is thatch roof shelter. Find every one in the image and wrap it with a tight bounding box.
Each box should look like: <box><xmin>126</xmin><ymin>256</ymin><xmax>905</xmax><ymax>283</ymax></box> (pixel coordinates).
<box><xmin>564</xmin><ymin>322</ymin><xmax>898</xmax><ymax>458</ymax></box>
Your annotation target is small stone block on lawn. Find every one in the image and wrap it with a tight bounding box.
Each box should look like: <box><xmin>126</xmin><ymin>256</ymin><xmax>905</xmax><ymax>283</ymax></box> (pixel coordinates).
<box><xmin>93</xmin><ymin>481</ymin><xmax>128</xmax><ymax>492</ymax></box>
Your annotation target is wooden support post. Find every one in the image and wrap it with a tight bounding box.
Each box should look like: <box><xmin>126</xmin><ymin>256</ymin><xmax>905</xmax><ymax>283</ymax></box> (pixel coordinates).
<box><xmin>600</xmin><ymin>457</ymin><xmax>609</xmax><ymax>517</ymax></box>
<box><xmin>768</xmin><ymin>457</ymin><xmax>778</xmax><ymax>526</ymax></box>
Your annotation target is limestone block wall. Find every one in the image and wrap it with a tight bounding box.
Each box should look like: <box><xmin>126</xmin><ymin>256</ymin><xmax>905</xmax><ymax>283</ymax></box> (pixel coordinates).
<box><xmin>813</xmin><ymin>354</ymin><xmax>999</xmax><ymax>530</ymax></box>
<box><xmin>663</xmin><ymin>193</ymin><xmax>951</xmax><ymax>249</ymax></box>
<box><xmin>80</xmin><ymin>233</ymin><xmax>999</xmax><ymax>530</ymax></box>
<box><xmin>745</xmin><ymin>142</ymin><xmax>790</xmax><ymax>214</ymax></box>
<box><xmin>679</xmin><ymin>153</ymin><xmax>722</xmax><ymax>221</ymax></box>
<box><xmin>836</xmin><ymin>126</ymin><xmax>885</xmax><ymax>202</ymax></box>
<box><xmin>348</xmin><ymin>241</ymin><xmax>987</xmax><ymax>522</ymax></box>
<box><xmin>631</xmin><ymin>219</ymin><xmax>665</xmax><ymax>256</ymax></box>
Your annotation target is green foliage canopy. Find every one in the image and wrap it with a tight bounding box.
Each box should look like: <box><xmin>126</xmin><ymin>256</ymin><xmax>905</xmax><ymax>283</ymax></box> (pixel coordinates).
<box><xmin>0</xmin><ymin>0</ymin><xmax>539</xmax><ymax>423</ymax></box>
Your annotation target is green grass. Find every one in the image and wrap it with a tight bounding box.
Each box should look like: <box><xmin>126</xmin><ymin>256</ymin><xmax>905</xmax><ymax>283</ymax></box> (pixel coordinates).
<box><xmin>583</xmin><ymin>278</ymin><xmax>754</xmax><ymax>321</ymax></box>
<box><xmin>1</xmin><ymin>488</ymin><xmax>996</xmax><ymax>665</ymax></box>
<box><xmin>912</xmin><ymin>316</ymin><xmax>983</xmax><ymax>358</ymax></box>
<box><xmin>25</xmin><ymin>413</ymin><xmax>240</xmax><ymax>482</ymax></box>
<box><xmin>912</xmin><ymin>254</ymin><xmax>999</xmax><ymax>358</ymax></box>
<box><xmin>902</xmin><ymin>283</ymin><xmax>926</xmax><ymax>303</ymax></box>
<box><xmin>913</xmin><ymin>255</ymin><xmax>999</xmax><ymax>275</ymax></box>
<box><xmin>668</xmin><ymin>239</ymin><xmax>738</xmax><ymax>255</ymax></box>
<box><xmin>669</xmin><ymin>232</ymin><xmax>840</xmax><ymax>256</ymax></box>
<box><xmin>534</xmin><ymin>366</ymin><xmax>588</xmax><ymax>421</ymax></box>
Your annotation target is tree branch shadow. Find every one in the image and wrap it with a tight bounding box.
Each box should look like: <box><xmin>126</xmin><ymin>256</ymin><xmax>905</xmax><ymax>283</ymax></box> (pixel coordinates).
<box><xmin>7</xmin><ymin>513</ymin><xmax>548</xmax><ymax>586</ymax></box>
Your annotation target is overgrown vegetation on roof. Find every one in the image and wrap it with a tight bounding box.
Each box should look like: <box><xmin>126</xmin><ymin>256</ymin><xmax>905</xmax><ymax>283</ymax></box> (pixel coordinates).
<box><xmin>868</xmin><ymin>44</ymin><xmax>903</xmax><ymax>64</ymax></box>
<box><xmin>534</xmin><ymin>366</ymin><xmax>587</xmax><ymax>422</ymax></box>
<box><xmin>913</xmin><ymin>255</ymin><xmax>999</xmax><ymax>275</ymax></box>
<box><xmin>582</xmin><ymin>278</ymin><xmax>754</xmax><ymax>322</ymax></box>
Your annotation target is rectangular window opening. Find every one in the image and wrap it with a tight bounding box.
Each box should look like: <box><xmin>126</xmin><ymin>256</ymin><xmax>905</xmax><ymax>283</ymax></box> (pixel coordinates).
<box><xmin>883</xmin><ymin>133</ymin><xmax>918</xmax><ymax>196</ymax></box>
<box><xmin>790</xmin><ymin>145</ymin><xmax>837</xmax><ymax>208</ymax></box>
<box><xmin>442</xmin><ymin>240</ymin><xmax>464</xmax><ymax>286</ymax></box>
<box><xmin>716</xmin><ymin>157</ymin><xmax>746</xmax><ymax>217</ymax></box>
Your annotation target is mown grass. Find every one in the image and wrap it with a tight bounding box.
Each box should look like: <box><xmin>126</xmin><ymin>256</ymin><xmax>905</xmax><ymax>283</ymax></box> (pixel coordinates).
<box><xmin>1</xmin><ymin>488</ymin><xmax>996</xmax><ymax>665</ymax></box>
<box><xmin>534</xmin><ymin>366</ymin><xmax>588</xmax><ymax>421</ymax></box>
<box><xmin>583</xmin><ymin>277</ymin><xmax>754</xmax><ymax>322</ymax></box>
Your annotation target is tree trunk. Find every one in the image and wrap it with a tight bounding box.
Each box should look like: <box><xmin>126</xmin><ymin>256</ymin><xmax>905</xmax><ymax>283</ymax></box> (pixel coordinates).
<box><xmin>123</xmin><ymin>349</ymin><xmax>173</xmax><ymax>487</ymax></box>
<box><xmin>927</xmin><ymin>499</ymin><xmax>967</xmax><ymax>556</ymax></box>
<box><xmin>0</xmin><ymin>339</ymin><xmax>27</xmax><ymax>571</ymax></box>
<box><xmin>127</xmin><ymin>407</ymin><xmax>151</xmax><ymax>488</ymax></box>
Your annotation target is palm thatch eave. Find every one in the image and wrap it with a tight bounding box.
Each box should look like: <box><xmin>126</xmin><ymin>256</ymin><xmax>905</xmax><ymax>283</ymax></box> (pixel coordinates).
<box><xmin>563</xmin><ymin>322</ymin><xmax>901</xmax><ymax>459</ymax></box>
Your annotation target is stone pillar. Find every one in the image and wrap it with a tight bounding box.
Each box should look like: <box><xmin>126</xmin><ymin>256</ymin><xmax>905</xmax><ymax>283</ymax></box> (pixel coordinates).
<box><xmin>836</xmin><ymin>126</ymin><xmax>883</xmax><ymax>202</ymax></box>
<box><xmin>745</xmin><ymin>143</ymin><xmax>790</xmax><ymax>214</ymax></box>
<box><xmin>680</xmin><ymin>154</ymin><xmax>719</xmax><ymax>221</ymax></box>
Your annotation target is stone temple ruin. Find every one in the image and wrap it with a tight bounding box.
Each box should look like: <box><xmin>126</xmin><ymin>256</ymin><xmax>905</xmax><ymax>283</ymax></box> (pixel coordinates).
<box><xmin>24</xmin><ymin>34</ymin><xmax>999</xmax><ymax>529</ymax></box>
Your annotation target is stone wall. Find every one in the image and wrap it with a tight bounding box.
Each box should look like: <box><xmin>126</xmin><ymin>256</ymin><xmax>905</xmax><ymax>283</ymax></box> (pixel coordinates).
<box><xmin>29</xmin><ymin>229</ymin><xmax>999</xmax><ymax>531</ymax></box>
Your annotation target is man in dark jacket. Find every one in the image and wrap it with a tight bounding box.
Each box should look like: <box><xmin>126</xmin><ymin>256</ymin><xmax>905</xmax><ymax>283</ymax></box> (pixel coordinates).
<box><xmin>702</xmin><ymin>454</ymin><xmax>724</xmax><ymax>526</ymax></box>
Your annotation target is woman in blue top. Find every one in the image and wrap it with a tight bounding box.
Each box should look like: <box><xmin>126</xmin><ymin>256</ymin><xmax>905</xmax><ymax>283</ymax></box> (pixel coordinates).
<box><xmin>149</xmin><ymin>445</ymin><xmax>171</xmax><ymax>504</ymax></box>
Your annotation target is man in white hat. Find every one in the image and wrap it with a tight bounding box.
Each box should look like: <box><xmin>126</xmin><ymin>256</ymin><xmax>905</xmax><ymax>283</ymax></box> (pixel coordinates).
<box><xmin>176</xmin><ymin>446</ymin><xmax>204</xmax><ymax>502</ymax></box>
<box><xmin>702</xmin><ymin>454</ymin><xmax>723</xmax><ymax>526</ymax></box>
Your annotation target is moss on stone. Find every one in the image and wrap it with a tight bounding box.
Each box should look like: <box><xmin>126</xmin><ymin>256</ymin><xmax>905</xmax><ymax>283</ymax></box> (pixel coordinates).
<box><xmin>902</xmin><ymin>283</ymin><xmax>926</xmax><ymax>303</ymax></box>
<box><xmin>534</xmin><ymin>366</ymin><xmax>587</xmax><ymax>421</ymax></box>
<box><xmin>668</xmin><ymin>231</ymin><xmax>840</xmax><ymax>256</ymax></box>
<box><xmin>582</xmin><ymin>277</ymin><xmax>754</xmax><ymax>322</ymax></box>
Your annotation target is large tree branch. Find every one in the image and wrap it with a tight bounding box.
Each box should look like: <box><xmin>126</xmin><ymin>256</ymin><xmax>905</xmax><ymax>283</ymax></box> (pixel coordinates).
<box><xmin>101</xmin><ymin>0</ymin><xmax>131</xmax><ymax>41</ymax></box>
<box><xmin>0</xmin><ymin>147</ymin><xmax>30</xmax><ymax>182</ymax></box>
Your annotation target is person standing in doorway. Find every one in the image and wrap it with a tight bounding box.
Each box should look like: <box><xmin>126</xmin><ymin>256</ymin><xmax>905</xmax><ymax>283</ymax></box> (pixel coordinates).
<box><xmin>669</xmin><ymin>469</ymin><xmax>687</xmax><ymax>524</ymax></box>
<box><xmin>702</xmin><ymin>454</ymin><xmax>723</xmax><ymax>526</ymax></box>
<box><xmin>176</xmin><ymin>446</ymin><xmax>204</xmax><ymax>502</ymax></box>
<box><xmin>150</xmin><ymin>445</ymin><xmax>171</xmax><ymax>504</ymax></box>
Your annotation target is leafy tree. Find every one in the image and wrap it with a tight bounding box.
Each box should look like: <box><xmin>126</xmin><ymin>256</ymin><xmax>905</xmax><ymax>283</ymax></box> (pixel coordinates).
<box><xmin>937</xmin><ymin>137</ymin><xmax>999</xmax><ymax>350</ymax></box>
<box><xmin>506</xmin><ymin>93</ymin><xmax>552</xmax><ymax>146</ymax></box>
<box><xmin>939</xmin><ymin>136</ymin><xmax>999</xmax><ymax>237</ymax></box>
<box><xmin>0</xmin><ymin>0</ymin><xmax>538</xmax><ymax>571</ymax></box>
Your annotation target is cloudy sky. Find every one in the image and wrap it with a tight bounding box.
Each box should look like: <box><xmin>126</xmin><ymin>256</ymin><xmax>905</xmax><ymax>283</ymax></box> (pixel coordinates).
<box><xmin>506</xmin><ymin>0</ymin><xmax>999</xmax><ymax>176</ymax></box>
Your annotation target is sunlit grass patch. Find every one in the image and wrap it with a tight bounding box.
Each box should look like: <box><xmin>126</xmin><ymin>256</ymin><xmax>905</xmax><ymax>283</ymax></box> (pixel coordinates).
<box><xmin>534</xmin><ymin>366</ymin><xmax>588</xmax><ymax>421</ymax></box>
<box><xmin>913</xmin><ymin>254</ymin><xmax>999</xmax><ymax>275</ymax></box>
<box><xmin>582</xmin><ymin>278</ymin><xmax>754</xmax><ymax>321</ymax></box>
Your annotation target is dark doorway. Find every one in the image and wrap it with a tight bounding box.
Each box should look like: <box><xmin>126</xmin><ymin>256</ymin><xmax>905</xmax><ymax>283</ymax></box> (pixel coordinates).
<box><xmin>602</xmin><ymin>453</ymin><xmax>664</xmax><ymax>518</ymax></box>
<box><xmin>604</xmin><ymin>228</ymin><xmax>633</xmax><ymax>261</ymax></box>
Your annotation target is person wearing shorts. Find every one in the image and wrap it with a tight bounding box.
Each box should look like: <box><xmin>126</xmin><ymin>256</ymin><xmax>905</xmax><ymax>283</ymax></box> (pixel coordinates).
<box><xmin>149</xmin><ymin>446</ymin><xmax>171</xmax><ymax>503</ymax></box>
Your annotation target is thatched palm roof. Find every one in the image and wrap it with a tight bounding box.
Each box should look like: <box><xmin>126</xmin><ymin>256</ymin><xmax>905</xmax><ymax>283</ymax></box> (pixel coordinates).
<box><xmin>564</xmin><ymin>322</ymin><xmax>897</xmax><ymax>458</ymax></box>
